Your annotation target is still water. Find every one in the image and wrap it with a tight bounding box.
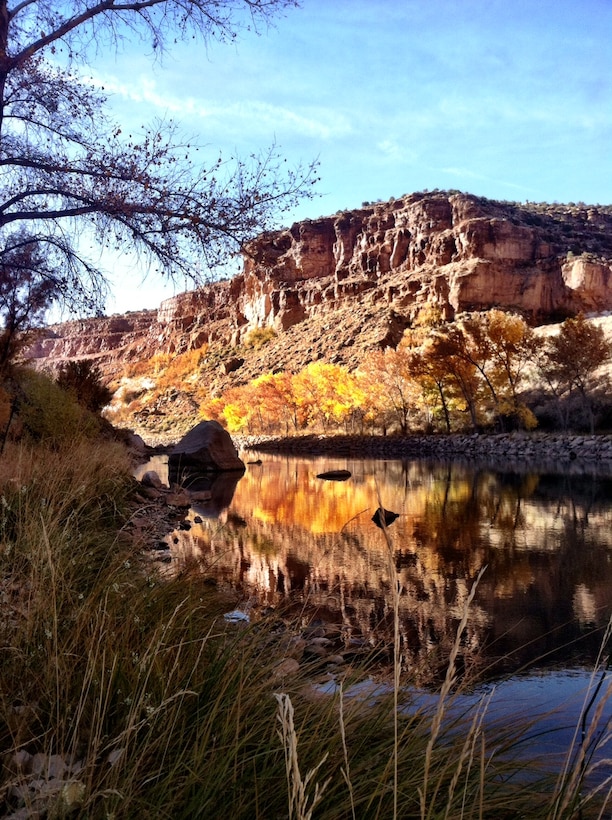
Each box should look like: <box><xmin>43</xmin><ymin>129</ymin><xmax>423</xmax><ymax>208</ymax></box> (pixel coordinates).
<box><xmin>137</xmin><ymin>451</ymin><xmax>612</xmax><ymax>781</ymax></box>
<box><xmin>139</xmin><ymin>452</ymin><xmax>612</xmax><ymax>683</ymax></box>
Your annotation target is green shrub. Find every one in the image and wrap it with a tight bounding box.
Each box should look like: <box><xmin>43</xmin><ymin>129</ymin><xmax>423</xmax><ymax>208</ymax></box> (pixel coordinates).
<box><xmin>244</xmin><ymin>326</ymin><xmax>277</xmax><ymax>349</ymax></box>
<box><xmin>18</xmin><ymin>368</ymin><xmax>101</xmax><ymax>442</ymax></box>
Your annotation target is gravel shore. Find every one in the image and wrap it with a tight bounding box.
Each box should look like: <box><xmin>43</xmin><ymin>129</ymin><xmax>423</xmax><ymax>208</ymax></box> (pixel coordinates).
<box><xmin>235</xmin><ymin>432</ymin><xmax>612</xmax><ymax>476</ymax></box>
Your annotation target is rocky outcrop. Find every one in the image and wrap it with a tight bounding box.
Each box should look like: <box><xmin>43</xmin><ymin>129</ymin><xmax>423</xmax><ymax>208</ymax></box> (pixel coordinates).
<box><xmin>245</xmin><ymin>432</ymin><xmax>612</xmax><ymax>476</ymax></box>
<box><xmin>24</xmin><ymin>191</ymin><xmax>612</xmax><ymax>382</ymax></box>
<box><xmin>239</xmin><ymin>192</ymin><xmax>612</xmax><ymax>328</ymax></box>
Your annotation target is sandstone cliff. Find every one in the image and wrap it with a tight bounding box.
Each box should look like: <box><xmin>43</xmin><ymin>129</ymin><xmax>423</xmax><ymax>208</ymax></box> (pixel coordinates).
<box><xmin>25</xmin><ymin>191</ymin><xmax>612</xmax><ymax>389</ymax></box>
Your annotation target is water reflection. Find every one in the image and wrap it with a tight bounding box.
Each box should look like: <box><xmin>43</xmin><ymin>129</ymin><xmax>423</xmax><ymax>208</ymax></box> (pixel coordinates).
<box><xmin>140</xmin><ymin>453</ymin><xmax>612</xmax><ymax>681</ymax></box>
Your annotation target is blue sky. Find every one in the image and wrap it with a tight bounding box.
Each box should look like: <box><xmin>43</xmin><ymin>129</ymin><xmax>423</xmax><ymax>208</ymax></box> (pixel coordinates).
<box><xmin>86</xmin><ymin>0</ymin><xmax>612</xmax><ymax>312</ymax></box>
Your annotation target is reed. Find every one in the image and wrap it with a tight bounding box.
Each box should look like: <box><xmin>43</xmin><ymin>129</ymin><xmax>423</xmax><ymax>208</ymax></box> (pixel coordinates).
<box><xmin>275</xmin><ymin>692</ymin><xmax>330</xmax><ymax>820</ymax></box>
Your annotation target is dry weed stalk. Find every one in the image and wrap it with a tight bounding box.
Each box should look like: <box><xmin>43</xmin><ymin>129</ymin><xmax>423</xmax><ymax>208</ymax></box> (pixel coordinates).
<box><xmin>338</xmin><ymin>682</ymin><xmax>356</xmax><ymax>820</ymax></box>
<box><xmin>443</xmin><ymin>687</ymin><xmax>493</xmax><ymax>820</ymax></box>
<box><xmin>377</xmin><ymin>490</ymin><xmax>402</xmax><ymax>820</ymax></box>
<box><xmin>275</xmin><ymin>692</ymin><xmax>331</xmax><ymax>820</ymax></box>
<box><xmin>551</xmin><ymin>615</ymin><xmax>612</xmax><ymax>819</ymax></box>
<box><xmin>419</xmin><ymin>565</ymin><xmax>487</xmax><ymax>820</ymax></box>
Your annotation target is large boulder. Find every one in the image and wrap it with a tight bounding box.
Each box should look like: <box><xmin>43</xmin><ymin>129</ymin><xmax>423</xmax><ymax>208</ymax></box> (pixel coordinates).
<box><xmin>169</xmin><ymin>420</ymin><xmax>245</xmax><ymax>472</ymax></box>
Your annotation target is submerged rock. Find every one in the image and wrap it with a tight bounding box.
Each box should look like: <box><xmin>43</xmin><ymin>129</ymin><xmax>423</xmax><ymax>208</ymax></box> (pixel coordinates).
<box><xmin>371</xmin><ymin>507</ymin><xmax>400</xmax><ymax>528</ymax></box>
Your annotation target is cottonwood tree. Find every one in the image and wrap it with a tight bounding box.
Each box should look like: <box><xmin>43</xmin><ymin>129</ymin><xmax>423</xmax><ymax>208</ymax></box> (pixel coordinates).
<box><xmin>0</xmin><ymin>1</ymin><xmax>317</xmax><ymax>349</ymax></box>
<box><xmin>361</xmin><ymin>347</ymin><xmax>419</xmax><ymax>434</ymax></box>
<box><xmin>250</xmin><ymin>371</ymin><xmax>301</xmax><ymax>434</ymax></box>
<box><xmin>540</xmin><ymin>314</ymin><xmax>611</xmax><ymax>432</ymax></box>
<box><xmin>407</xmin><ymin>343</ymin><xmax>456</xmax><ymax>433</ymax></box>
<box><xmin>293</xmin><ymin>362</ymin><xmax>362</xmax><ymax>432</ymax></box>
<box><xmin>460</xmin><ymin>311</ymin><xmax>537</xmax><ymax>429</ymax></box>
<box><xmin>427</xmin><ymin>329</ymin><xmax>482</xmax><ymax>430</ymax></box>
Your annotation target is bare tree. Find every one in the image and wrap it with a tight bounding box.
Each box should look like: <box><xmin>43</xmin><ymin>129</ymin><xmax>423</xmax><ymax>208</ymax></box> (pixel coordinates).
<box><xmin>0</xmin><ymin>232</ymin><xmax>62</xmax><ymax>370</ymax></box>
<box><xmin>0</xmin><ymin>1</ymin><xmax>318</xmax><ymax>333</ymax></box>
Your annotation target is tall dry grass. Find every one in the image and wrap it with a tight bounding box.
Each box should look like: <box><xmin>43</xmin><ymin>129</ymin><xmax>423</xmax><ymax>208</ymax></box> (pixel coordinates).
<box><xmin>1</xmin><ymin>406</ymin><xmax>612</xmax><ymax>816</ymax></box>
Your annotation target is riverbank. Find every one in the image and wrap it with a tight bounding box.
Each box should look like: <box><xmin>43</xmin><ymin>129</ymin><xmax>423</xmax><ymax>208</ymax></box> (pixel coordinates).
<box><xmin>235</xmin><ymin>431</ymin><xmax>612</xmax><ymax>475</ymax></box>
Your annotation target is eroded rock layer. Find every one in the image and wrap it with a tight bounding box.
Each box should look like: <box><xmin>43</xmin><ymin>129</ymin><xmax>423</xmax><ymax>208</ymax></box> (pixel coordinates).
<box><xmin>25</xmin><ymin>191</ymin><xmax>612</xmax><ymax>380</ymax></box>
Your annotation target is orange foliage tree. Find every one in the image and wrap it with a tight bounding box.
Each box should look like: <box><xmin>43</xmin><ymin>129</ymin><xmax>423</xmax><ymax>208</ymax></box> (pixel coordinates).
<box><xmin>244</xmin><ymin>373</ymin><xmax>298</xmax><ymax>434</ymax></box>
<box><xmin>359</xmin><ymin>348</ymin><xmax>420</xmax><ymax>434</ymax></box>
<box><xmin>407</xmin><ymin>339</ymin><xmax>463</xmax><ymax>433</ymax></box>
<box><xmin>540</xmin><ymin>313</ymin><xmax>611</xmax><ymax>432</ymax></box>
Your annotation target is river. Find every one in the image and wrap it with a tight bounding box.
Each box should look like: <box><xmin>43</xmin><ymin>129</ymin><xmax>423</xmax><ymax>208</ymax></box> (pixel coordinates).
<box><xmin>136</xmin><ymin>450</ymin><xmax>612</xmax><ymax>780</ymax></box>
<box><xmin>137</xmin><ymin>452</ymin><xmax>612</xmax><ymax>677</ymax></box>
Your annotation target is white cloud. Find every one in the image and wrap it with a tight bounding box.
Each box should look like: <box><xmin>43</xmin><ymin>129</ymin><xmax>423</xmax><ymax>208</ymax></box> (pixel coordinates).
<box><xmin>90</xmin><ymin>71</ymin><xmax>351</xmax><ymax>140</ymax></box>
<box><xmin>439</xmin><ymin>166</ymin><xmax>538</xmax><ymax>195</ymax></box>
<box><xmin>376</xmin><ymin>139</ymin><xmax>418</xmax><ymax>164</ymax></box>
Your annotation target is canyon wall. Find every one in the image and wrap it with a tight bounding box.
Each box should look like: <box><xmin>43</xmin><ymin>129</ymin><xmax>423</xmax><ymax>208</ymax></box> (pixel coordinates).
<box><xmin>25</xmin><ymin>191</ymin><xmax>612</xmax><ymax>379</ymax></box>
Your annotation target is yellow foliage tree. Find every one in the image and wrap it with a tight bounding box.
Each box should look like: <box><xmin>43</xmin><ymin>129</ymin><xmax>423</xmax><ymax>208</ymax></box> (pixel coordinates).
<box><xmin>221</xmin><ymin>385</ymin><xmax>257</xmax><ymax>433</ymax></box>
<box><xmin>293</xmin><ymin>362</ymin><xmax>365</xmax><ymax>432</ymax></box>
<box><xmin>460</xmin><ymin>311</ymin><xmax>537</xmax><ymax>429</ymax></box>
<box><xmin>250</xmin><ymin>372</ymin><xmax>302</xmax><ymax>434</ymax></box>
<box><xmin>359</xmin><ymin>348</ymin><xmax>420</xmax><ymax>434</ymax></box>
<box><xmin>540</xmin><ymin>313</ymin><xmax>611</xmax><ymax>432</ymax></box>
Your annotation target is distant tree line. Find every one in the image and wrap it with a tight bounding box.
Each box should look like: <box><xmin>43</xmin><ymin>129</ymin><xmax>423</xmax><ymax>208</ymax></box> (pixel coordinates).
<box><xmin>198</xmin><ymin>310</ymin><xmax>612</xmax><ymax>436</ymax></box>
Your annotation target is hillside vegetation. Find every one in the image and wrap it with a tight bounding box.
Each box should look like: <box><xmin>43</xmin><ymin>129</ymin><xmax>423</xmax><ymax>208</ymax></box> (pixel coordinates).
<box><xmin>105</xmin><ymin>310</ymin><xmax>612</xmax><ymax>445</ymax></box>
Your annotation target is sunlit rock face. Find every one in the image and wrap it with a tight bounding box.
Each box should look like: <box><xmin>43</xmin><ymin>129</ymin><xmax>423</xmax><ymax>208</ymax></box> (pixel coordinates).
<box><xmin>241</xmin><ymin>192</ymin><xmax>612</xmax><ymax>329</ymax></box>
<box><xmin>561</xmin><ymin>256</ymin><xmax>612</xmax><ymax>311</ymax></box>
<box><xmin>24</xmin><ymin>191</ymin><xmax>612</xmax><ymax>383</ymax></box>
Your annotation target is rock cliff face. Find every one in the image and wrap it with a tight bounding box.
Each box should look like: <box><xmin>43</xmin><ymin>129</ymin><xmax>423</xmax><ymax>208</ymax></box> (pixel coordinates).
<box><xmin>25</xmin><ymin>191</ymin><xmax>612</xmax><ymax>381</ymax></box>
<box><xmin>239</xmin><ymin>191</ymin><xmax>612</xmax><ymax>327</ymax></box>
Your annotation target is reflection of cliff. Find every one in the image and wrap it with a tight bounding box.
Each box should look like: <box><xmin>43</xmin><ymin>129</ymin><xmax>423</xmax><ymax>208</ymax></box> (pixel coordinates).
<box><xmin>161</xmin><ymin>455</ymin><xmax>612</xmax><ymax>679</ymax></box>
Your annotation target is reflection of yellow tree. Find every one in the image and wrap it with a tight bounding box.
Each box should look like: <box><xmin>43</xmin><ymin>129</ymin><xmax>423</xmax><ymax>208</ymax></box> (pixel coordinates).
<box><xmin>411</xmin><ymin>468</ymin><xmax>552</xmax><ymax>610</ymax></box>
<box><xmin>249</xmin><ymin>466</ymin><xmax>376</xmax><ymax>533</ymax></box>
<box><xmin>165</xmin><ymin>454</ymin><xmax>612</xmax><ymax>680</ymax></box>
<box><xmin>228</xmin><ymin>459</ymin><xmax>495</xmax><ymax>679</ymax></box>
<box><xmin>413</xmin><ymin>469</ymin><xmax>485</xmax><ymax>568</ymax></box>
